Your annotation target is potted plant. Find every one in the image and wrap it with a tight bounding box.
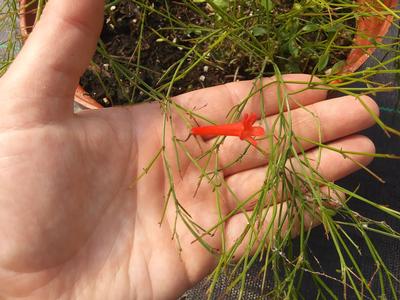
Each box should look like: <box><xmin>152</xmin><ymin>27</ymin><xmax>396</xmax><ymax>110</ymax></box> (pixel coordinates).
<box><xmin>16</xmin><ymin>1</ymin><xmax>400</xmax><ymax>299</ymax></box>
<box><xmin>19</xmin><ymin>0</ymin><xmax>396</xmax><ymax>108</ymax></box>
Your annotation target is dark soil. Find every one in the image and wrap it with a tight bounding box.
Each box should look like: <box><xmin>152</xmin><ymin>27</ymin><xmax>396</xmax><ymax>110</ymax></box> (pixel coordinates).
<box><xmin>80</xmin><ymin>1</ymin><xmax>354</xmax><ymax>106</ymax></box>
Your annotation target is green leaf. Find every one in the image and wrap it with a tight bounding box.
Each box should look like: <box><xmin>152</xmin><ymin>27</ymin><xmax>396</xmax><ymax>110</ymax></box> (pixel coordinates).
<box><xmin>317</xmin><ymin>53</ymin><xmax>329</xmax><ymax>72</ymax></box>
<box><xmin>252</xmin><ymin>26</ymin><xmax>267</xmax><ymax>37</ymax></box>
<box><xmin>330</xmin><ymin>60</ymin><xmax>346</xmax><ymax>75</ymax></box>
<box><xmin>288</xmin><ymin>39</ymin><xmax>299</xmax><ymax>57</ymax></box>
<box><xmin>261</xmin><ymin>0</ymin><xmax>275</xmax><ymax>11</ymax></box>
<box><xmin>301</xmin><ymin>24</ymin><xmax>320</xmax><ymax>33</ymax></box>
<box><xmin>212</xmin><ymin>0</ymin><xmax>229</xmax><ymax>9</ymax></box>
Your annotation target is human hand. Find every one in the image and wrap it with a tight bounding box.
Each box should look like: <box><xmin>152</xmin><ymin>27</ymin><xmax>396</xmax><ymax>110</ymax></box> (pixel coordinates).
<box><xmin>0</xmin><ymin>0</ymin><xmax>378</xmax><ymax>299</ymax></box>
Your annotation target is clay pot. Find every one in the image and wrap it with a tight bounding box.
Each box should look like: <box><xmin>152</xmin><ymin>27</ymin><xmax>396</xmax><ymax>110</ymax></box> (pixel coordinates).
<box><xmin>342</xmin><ymin>0</ymin><xmax>398</xmax><ymax>73</ymax></box>
<box><xmin>19</xmin><ymin>0</ymin><xmax>397</xmax><ymax>110</ymax></box>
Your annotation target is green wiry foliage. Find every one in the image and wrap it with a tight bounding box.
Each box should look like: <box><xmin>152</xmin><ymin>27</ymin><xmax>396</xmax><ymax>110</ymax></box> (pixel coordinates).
<box><xmin>5</xmin><ymin>1</ymin><xmax>400</xmax><ymax>299</ymax></box>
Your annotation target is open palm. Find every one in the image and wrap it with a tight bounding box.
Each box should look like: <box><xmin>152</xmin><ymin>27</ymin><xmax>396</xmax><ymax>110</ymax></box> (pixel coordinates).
<box><xmin>0</xmin><ymin>1</ymin><xmax>378</xmax><ymax>299</ymax></box>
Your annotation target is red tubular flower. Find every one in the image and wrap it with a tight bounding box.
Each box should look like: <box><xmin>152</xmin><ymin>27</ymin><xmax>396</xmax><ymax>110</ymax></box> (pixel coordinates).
<box><xmin>191</xmin><ymin>113</ymin><xmax>265</xmax><ymax>146</ymax></box>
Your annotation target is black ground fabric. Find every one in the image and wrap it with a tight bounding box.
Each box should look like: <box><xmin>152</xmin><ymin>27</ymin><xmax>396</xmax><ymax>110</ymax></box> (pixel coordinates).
<box><xmin>183</xmin><ymin>18</ymin><xmax>400</xmax><ymax>300</ymax></box>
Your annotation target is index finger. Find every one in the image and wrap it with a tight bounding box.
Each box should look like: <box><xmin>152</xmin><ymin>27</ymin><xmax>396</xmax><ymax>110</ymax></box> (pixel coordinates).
<box><xmin>174</xmin><ymin>74</ymin><xmax>327</xmax><ymax>125</ymax></box>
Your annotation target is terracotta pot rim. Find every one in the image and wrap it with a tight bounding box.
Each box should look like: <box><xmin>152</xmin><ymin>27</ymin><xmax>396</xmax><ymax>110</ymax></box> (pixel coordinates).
<box><xmin>18</xmin><ymin>0</ymin><xmax>398</xmax><ymax>109</ymax></box>
<box><xmin>341</xmin><ymin>0</ymin><xmax>397</xmax><ymax>74</ymax></box>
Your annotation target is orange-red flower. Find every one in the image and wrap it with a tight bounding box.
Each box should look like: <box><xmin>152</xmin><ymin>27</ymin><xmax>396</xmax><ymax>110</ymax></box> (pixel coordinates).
<box><xmin>191</xmin><ymin>113</ymin><xmax>265</xmax><ymax>146</ymax></box>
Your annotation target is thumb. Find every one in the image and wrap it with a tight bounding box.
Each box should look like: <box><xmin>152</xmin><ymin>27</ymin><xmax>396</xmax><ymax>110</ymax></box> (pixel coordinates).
<box><xmin>1</xmin><ymin>0</ymin><xmax>103</xmax><ymax>118</ymax></box>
